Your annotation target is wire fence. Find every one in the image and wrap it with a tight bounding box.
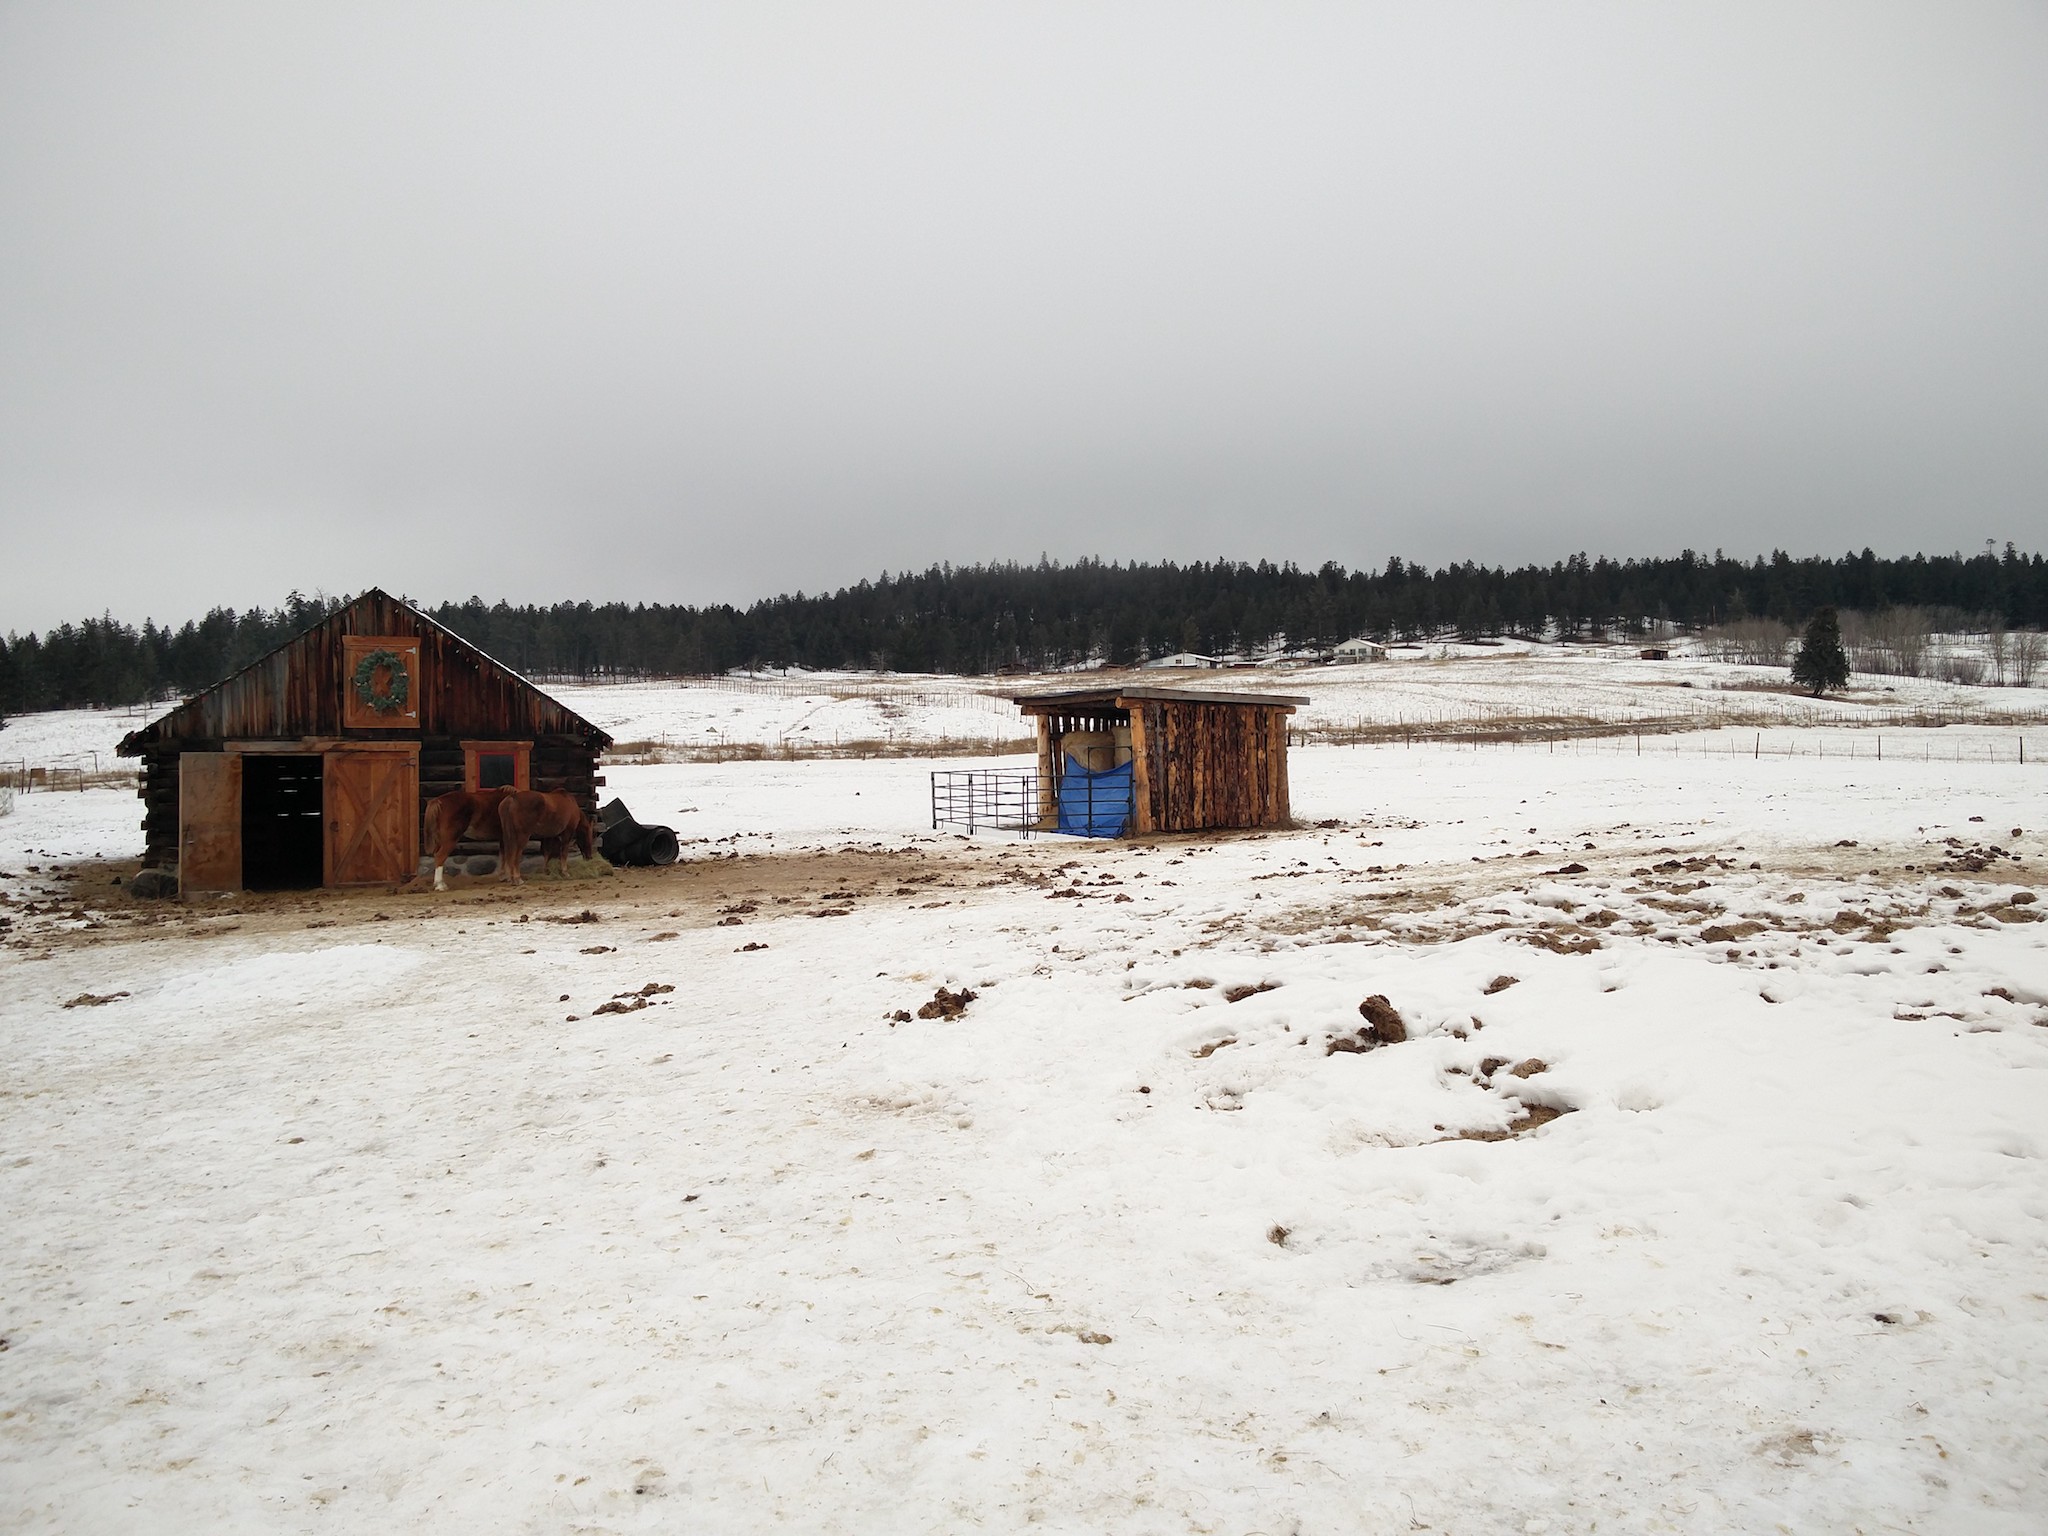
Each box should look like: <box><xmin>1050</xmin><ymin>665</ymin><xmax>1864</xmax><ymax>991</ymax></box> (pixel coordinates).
<box><xmin>1291</xmin><ymin>697</ymin><xmax>2048</xmax><ymax>744</ymax></box>
<box><xmin>606</xmin><ymin>734</ymin><xmax>1034</xmax><ymax>764</ymax></box>
<box><xmin>575</xmin><ymin>673</ymin><xmax>1016</xmax><ymax>713</ymax></box>
<box><xmin>1295</xmin><ymin>729</ymin><xmax>2038</xmax><ymax>766</ymax></box>
<box><xmin>0</xmin><ymin>757</ymin><xmax>138</xmax><ymax>793</ymax></box>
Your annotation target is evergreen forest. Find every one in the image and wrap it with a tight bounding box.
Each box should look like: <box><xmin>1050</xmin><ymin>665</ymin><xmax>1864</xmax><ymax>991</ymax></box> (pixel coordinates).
<box><xmin>5</xmin><ymin>547</ymin><xmax>2046</xmax><ymax>716</ymax></box>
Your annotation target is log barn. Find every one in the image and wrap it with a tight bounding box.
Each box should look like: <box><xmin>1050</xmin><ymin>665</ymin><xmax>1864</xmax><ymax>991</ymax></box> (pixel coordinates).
<box><xmin>117</xmin><ymin>589</ymin><xmax>611</xmax><ymax>894</ymax></box>
<box><xmin>1011</xmin><ymin>685</ymin><xmax>1306</xmax><ymax>835</ymax></box>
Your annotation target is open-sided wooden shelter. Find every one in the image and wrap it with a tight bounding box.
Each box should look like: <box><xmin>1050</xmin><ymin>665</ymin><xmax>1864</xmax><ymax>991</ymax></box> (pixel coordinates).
<box><xmin>1010</xmin><ymin>685</ymin><xmax>1306</xmax><ymax>835</ymax></box>
<box><xmin>117</xmin><ymin>589</ymin><xmax>612</xmax><ymax>894</ymax></box>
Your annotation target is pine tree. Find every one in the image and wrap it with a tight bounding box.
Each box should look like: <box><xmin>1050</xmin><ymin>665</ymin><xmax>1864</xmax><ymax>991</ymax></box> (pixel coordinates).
<box><xmin>1791</xmin><ymin>605</ymin><xmax>1850</xmax><ymax>695</ymax></box>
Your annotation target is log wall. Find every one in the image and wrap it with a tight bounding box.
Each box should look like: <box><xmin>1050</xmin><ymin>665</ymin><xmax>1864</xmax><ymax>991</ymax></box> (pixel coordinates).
<box><xmin>1133</xmin><ymin>700</ymin><xmax>1291</xmax><ymax>832</ymax></box>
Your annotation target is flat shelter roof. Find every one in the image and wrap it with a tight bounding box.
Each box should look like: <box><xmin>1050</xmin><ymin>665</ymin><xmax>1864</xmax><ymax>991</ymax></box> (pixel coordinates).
<box><xmin>1010</xmin><ymin>685</ymin><xmax>1309</xmax><ymax>712</ymax></box>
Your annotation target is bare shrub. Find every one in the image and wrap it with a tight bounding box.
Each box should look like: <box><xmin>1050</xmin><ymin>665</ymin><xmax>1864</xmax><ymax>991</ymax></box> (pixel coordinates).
<box><xmin>1926</xmin><ymin>606</ymin><xmax>1976</xmax><ymax>637</ymax></box>
<box><xmin>1938</xmin><ymin>652</ymin><xmax>1985</xmax><ymax>686</ymax></box>
<box><xmin>1848</xmin><ymin>607</ymin><xmax>1932</xmax><ymax>678</ymax></box>
<box><xmin>1707</xmin><ymin>617</ymin><xmax>1792</xmax><ymax>665</ymax></box>
<box><xmin>1839</xmin><ymin>609</ymin><xmax>1876</xmax><ymax>673</ymax></box>
<box><xmin>2011</xmin><ymin>630</ymin><xmax>2045</xmax><ymax>688</ymax></box>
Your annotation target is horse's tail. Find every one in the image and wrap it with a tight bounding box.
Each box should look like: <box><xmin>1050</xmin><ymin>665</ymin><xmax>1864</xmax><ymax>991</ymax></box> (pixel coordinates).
<box><xmin>578</xmin><ymin>812</ymin><xmax>596</xmax><ymax>862</ymax></box>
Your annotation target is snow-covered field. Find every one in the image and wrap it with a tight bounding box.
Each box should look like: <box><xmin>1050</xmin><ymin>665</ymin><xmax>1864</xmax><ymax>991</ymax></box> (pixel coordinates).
<box><xmin>4</xmin><ymin>726</ymin><xmax>2046</xmax><ymax>1533</ymax></box>
<box><xmin>8</xmin><ymin>644</ymin><xmax>2040</xmax><ymax>782</ymax></box>
<box><xmin>578</xmin><ymin>649</ymin><xmax>2048</xmax><ymax>756</ymax></box>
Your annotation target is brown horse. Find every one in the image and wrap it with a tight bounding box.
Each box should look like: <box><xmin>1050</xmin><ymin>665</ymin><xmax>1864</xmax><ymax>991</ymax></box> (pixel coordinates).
<box><xmin>422</xmin><ymin>786</ymin><xmax>520</xmax><ymax>891</ymax></box>
<box><xmin>497</xmin><ymin>789</ymin><xmax>595</xmax><ymax>882</ymax></box>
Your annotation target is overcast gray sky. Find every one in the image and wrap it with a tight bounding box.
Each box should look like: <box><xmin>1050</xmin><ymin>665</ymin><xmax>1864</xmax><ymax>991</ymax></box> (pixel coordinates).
<box><xmin>3</xmin><ymin>2</ymin><xmax>2045</xmax><ymax>633</ymax></box>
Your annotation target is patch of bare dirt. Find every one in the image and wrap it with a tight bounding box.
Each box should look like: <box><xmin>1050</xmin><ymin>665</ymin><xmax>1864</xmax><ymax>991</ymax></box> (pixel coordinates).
<box><xmin>1518</xmin><ymin>929</ymin><xmax>1602</xmax><ymax>955</ymax></box>
<box><xmin>1452</xmin><ymin>1103</ymin><xmax>1572</xmax><ymax>1141</ymax></box>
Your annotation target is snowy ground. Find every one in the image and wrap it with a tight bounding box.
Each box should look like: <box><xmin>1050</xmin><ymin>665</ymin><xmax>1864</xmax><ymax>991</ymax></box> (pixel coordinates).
<box><xmin>4</xmin><ymin>736</ymin><xmax>2046</xmax><ymax>1534</ymax></box>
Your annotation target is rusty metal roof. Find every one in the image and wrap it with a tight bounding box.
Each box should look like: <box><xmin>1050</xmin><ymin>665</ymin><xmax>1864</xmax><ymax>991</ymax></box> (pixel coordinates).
<box><xmin>117</xmin><ymin>589</ymin><xmax>612</xmax><ymax>755</ymax></box>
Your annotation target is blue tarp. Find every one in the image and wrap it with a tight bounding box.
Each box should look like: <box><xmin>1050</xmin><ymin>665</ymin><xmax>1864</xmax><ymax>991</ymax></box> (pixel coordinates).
<box><xmin>1056</xmin><ymin>760</ymin><xmax>1134</xmax><ymax>838</ymax></box>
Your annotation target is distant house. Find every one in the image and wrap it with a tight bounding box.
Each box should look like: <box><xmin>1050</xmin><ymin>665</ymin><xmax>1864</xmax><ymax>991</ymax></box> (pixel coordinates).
<box><xmin>1332</xmin><ymin>637</ymin><xmax>1387</xmax><ymax>663</ymax></box>
<box><xmin>1638</xmin><ymin>647</ymin><xmax>1671</xmax><ymax>661</ymax></box>
<box><xmin>1141</xmin><ymin>652</ymin><xmax>1219</xmax><ymax>670</ymax></box>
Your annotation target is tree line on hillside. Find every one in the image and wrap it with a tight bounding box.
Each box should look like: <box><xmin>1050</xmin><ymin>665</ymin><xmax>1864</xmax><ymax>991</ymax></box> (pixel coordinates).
<box><xmin>4</xmin><ymin>547</ymin><xmax>2046</xmax><ymax>717</ymax></box>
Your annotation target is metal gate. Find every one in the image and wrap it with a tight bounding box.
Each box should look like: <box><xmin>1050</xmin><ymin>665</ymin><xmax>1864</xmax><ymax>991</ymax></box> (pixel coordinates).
<box><xmin>930</xmin><ymin>768</ymin><xmax>1042</xmax><ymax>835</ymax></box>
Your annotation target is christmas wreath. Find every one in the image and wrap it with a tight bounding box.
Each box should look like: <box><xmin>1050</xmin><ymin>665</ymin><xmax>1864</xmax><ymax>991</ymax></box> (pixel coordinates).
<box><xmin>352</xmin><ymin>648</ymin><xmax>411</xmax><ymax>714</ymax></box>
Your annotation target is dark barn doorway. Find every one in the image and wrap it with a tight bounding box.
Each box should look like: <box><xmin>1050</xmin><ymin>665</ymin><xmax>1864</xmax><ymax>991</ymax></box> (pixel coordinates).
<box><xmin>241</xmin><ymin>755</ymin><xmax>325</xmax><ymax>889</ymax></box>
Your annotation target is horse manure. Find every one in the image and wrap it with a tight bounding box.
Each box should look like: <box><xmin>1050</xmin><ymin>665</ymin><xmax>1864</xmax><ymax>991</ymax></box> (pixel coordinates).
<box><xmin>1358</xmin><ymin>994</ymin><xmax>1407</xmax><ymax>1043</ymax></box>
<box><xmin>916</xmin><ymin>987</ymin><xmax>978</xmax><ymax>1020</ymax></box>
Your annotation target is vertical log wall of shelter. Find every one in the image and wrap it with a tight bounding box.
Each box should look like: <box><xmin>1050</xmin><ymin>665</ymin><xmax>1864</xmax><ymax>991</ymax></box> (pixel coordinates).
<box><xmin>1146</xmin><ymin>700</ymin><xmax>1289</xmax><ymax>832</ymax></box>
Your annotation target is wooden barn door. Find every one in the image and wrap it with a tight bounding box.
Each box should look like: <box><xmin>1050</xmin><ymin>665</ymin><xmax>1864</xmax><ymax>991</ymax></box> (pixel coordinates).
<box><xmin>179</xmin><ymin>752</ymin><xmax>242</xmax><ymax>895</ymax></box>
<box><xmin>324</xmin><ymin>748</ymin><xmax>419</xmax><ymax>886</ymax></box>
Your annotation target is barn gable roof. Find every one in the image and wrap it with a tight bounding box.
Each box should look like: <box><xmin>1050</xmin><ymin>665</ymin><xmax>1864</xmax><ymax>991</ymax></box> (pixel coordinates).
<box><xmin>117</xmin><ymin>589</ymin><xmax>612</xmax><ymax>755</ymax></box>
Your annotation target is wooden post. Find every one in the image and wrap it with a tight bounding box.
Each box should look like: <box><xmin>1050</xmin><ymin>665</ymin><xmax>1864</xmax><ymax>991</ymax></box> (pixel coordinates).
<box><xmin>1125</xmin><ymin>700</ymin><xmax>1157</xmax><ymax>834</ymax></box>
<box><xmin>1273</xmin><ymin>708</ymin><xmax>1292</xmax><ymax>826</ymax></box>
<box><xmin>1033</xmin><ymin>714</ymin><xmax>1057</xmax><ymax>831</ymax></box>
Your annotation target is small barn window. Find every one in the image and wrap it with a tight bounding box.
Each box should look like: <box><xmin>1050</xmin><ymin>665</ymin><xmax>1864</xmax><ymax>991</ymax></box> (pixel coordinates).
<box><xmin>462</xmin><ymin>741</ymin><xmax>531</xmax><ymax>792</ymax></box>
